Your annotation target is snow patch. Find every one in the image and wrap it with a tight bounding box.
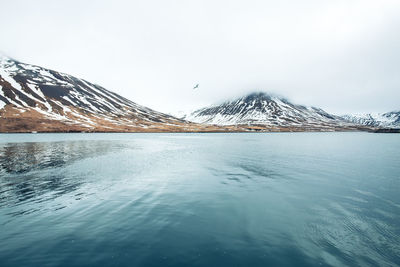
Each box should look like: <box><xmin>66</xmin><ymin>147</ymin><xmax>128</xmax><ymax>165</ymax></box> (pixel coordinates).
<box><xmin>0</xmin><ymin>67</ymin><xmax>22</xmax><ymax>90</ymax></box>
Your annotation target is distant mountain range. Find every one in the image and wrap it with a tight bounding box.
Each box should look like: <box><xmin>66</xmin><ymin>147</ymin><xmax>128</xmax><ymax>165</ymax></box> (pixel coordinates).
<box><xmin>340</xmin><ymin>112</ymin><xmax>400</xmax><ymax>128</ymax></box>
<box><xmin>0</xmin><ymin>55</ymin><xmax>398</xmax><ymax>132</ymax></box>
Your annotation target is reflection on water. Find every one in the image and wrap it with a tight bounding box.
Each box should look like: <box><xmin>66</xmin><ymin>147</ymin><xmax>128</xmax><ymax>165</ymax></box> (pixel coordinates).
<box><xmin>0</xmin><ymin>141</ymin><xmax>127</xmax><ymax>174</ymax></box>
<box><xmin>0</xmin><ymin>141</ymin><xmax>130</xmax><ymax>212</ymax></box>
<box><xmin>0</xmin><ymin>133</ymin><xmax>399</xmax><ymax>267</ymax></box>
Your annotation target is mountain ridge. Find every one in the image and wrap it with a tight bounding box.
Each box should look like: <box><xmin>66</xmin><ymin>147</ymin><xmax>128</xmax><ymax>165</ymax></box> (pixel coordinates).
<box><xmin>182</xmin><ymin>92</ymin><xmax>355</xmax><ymax>130</ymax></box>
<box><xmin>0</xmin><ymin>55</ymin><xmax>390</xmax><ymax>133</ymax></box>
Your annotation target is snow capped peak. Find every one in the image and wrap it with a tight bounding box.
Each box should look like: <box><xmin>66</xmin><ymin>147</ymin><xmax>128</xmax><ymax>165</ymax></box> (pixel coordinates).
<box><xmin>0</xmin><ymin>54</ymin><xmax>21</xmax><ymax>66</ymax></box>
<box><xmin>237</xmin><ymin>91</ymin><xmax>286</xmax><ymax>102</ymax></box>
<box><xmin>184</xmin><ymin>92</ymin><xmax>345</xmax><ymax>128</ymax></box>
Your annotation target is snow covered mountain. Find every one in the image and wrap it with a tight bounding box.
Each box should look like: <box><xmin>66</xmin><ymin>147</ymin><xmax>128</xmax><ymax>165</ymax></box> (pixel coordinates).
<box><xmin>341</xmin><ymin>112</ymin><xmax>400</xmax><ymax>128</ymax></box>
<box><xmin>0</xmin><ymin>55</ymin><xmax>387</xmax><ymax>133</ymax></box>
<box><xmin>0</xmin><ymin>55</ymin><xmax>216</xmax><ymax>132</ymax></box>
<box><xmin>183</xmin><ymin>92</ymin><xmax>358</xmax><ymax>130</ymax></box>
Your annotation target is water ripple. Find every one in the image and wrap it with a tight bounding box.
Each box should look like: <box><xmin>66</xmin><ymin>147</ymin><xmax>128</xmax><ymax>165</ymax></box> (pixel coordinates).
<box><xmin>0</xmin><ymin>133</ymin><xmax>399</xmax><ymax>267</ymax></box>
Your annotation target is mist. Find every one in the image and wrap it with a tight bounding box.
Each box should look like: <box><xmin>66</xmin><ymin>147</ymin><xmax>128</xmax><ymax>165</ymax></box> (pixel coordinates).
<box><xmin>1</xmin><ymin>0</ymin><xmax>399</xmax><ymax>115</ymax></box>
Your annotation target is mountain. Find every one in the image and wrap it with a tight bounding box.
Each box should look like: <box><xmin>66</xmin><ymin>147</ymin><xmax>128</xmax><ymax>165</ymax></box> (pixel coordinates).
<box><xmin>341</xmin><ymin>112</ymin><xmax>400</xmax><ymax>128</ymax></box>
<box><xmin>183</xmin><ymin>92</ymin><xmax>365</xmax><ymax>131</ymax></box>
<box><xmin>0</xmin><ymin>55</ymin><xmax>386</xmax><ymax>133</ymax></box>
<box><xmin>0</xmin><ymin>55</ymin><xmax>223</xmax><ymax>132</ymax></box>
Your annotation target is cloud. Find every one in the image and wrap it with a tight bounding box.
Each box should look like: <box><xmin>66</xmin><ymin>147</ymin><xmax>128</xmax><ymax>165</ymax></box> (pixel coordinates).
<box><xmin>1</xmin><ymin>0</ymin><xmax>399</xmax><ymax>114</ymax></box>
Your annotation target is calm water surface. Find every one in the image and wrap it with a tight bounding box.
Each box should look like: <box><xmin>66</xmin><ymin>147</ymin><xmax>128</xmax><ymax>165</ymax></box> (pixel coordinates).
<box><xmin>0</xmin><ymin>133</ymin><xmax>399</xmax><ymax>267</ymax></box>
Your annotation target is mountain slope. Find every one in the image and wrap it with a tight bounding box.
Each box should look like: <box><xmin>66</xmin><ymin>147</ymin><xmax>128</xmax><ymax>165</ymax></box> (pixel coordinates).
<box><xmin>183</xmin><ymin>92</ymin><xmax>360</xmax><ymax>130</ymax></box>
<box><xmin>341</xmin><ymin>112</ymin><xmax>400</xmax><ymax>128</ymax></box>
<box><xmin>0</xmin><ymin>55</ymin><xmax>221</xmax><ymax>132</ymax></box>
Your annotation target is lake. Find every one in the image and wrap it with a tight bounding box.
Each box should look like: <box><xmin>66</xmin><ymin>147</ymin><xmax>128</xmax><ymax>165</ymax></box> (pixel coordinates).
<box><xmin>0</xmin><ymin>133</ymin><xmax>399</xmax><ymax>266</ymax></box>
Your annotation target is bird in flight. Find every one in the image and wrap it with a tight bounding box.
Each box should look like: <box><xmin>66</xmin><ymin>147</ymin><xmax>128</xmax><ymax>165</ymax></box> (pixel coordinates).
<box><xmin>193</xmin><ymin>84</ymin><xmax>199</xmax><ymax>89</ymax></box>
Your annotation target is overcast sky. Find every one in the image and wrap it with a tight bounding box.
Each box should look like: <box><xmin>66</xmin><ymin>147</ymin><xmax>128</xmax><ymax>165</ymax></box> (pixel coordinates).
<box><xmin>1</xmin><ymin>0</ymin><xmax>399</xmax><ymax>114</ymax></box>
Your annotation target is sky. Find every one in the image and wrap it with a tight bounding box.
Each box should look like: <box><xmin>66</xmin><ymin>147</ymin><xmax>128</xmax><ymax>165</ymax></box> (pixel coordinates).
<box><xmin>1</xmin><ymin>0</ymin><xmax>399</xmax><ymax>115</ymax></box>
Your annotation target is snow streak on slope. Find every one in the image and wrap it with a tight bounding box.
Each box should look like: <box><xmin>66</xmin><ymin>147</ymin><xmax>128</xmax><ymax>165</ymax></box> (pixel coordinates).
<box><xmin>0</xmin><ymin>55</ymin><xmax>184</xmax><ymax>131</ymax></box>
<box><xmin>183</xmin><ymin>92</ymin><xmax>348</xmax><ymax>128</ymax></box>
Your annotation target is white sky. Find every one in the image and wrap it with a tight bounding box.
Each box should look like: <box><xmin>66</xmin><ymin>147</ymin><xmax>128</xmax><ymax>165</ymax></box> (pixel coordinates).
<box><xmin>1</xmin><ymin>0</ymin><xmax>399</xmax><ymax>115</ymax></box>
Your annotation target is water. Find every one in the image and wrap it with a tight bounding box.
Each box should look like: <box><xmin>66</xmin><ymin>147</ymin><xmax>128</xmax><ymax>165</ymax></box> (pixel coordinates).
<box><xmin>0</xmin><ymin>133</ymin><xmax>399</xmax><ymax>267</ymax></box>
